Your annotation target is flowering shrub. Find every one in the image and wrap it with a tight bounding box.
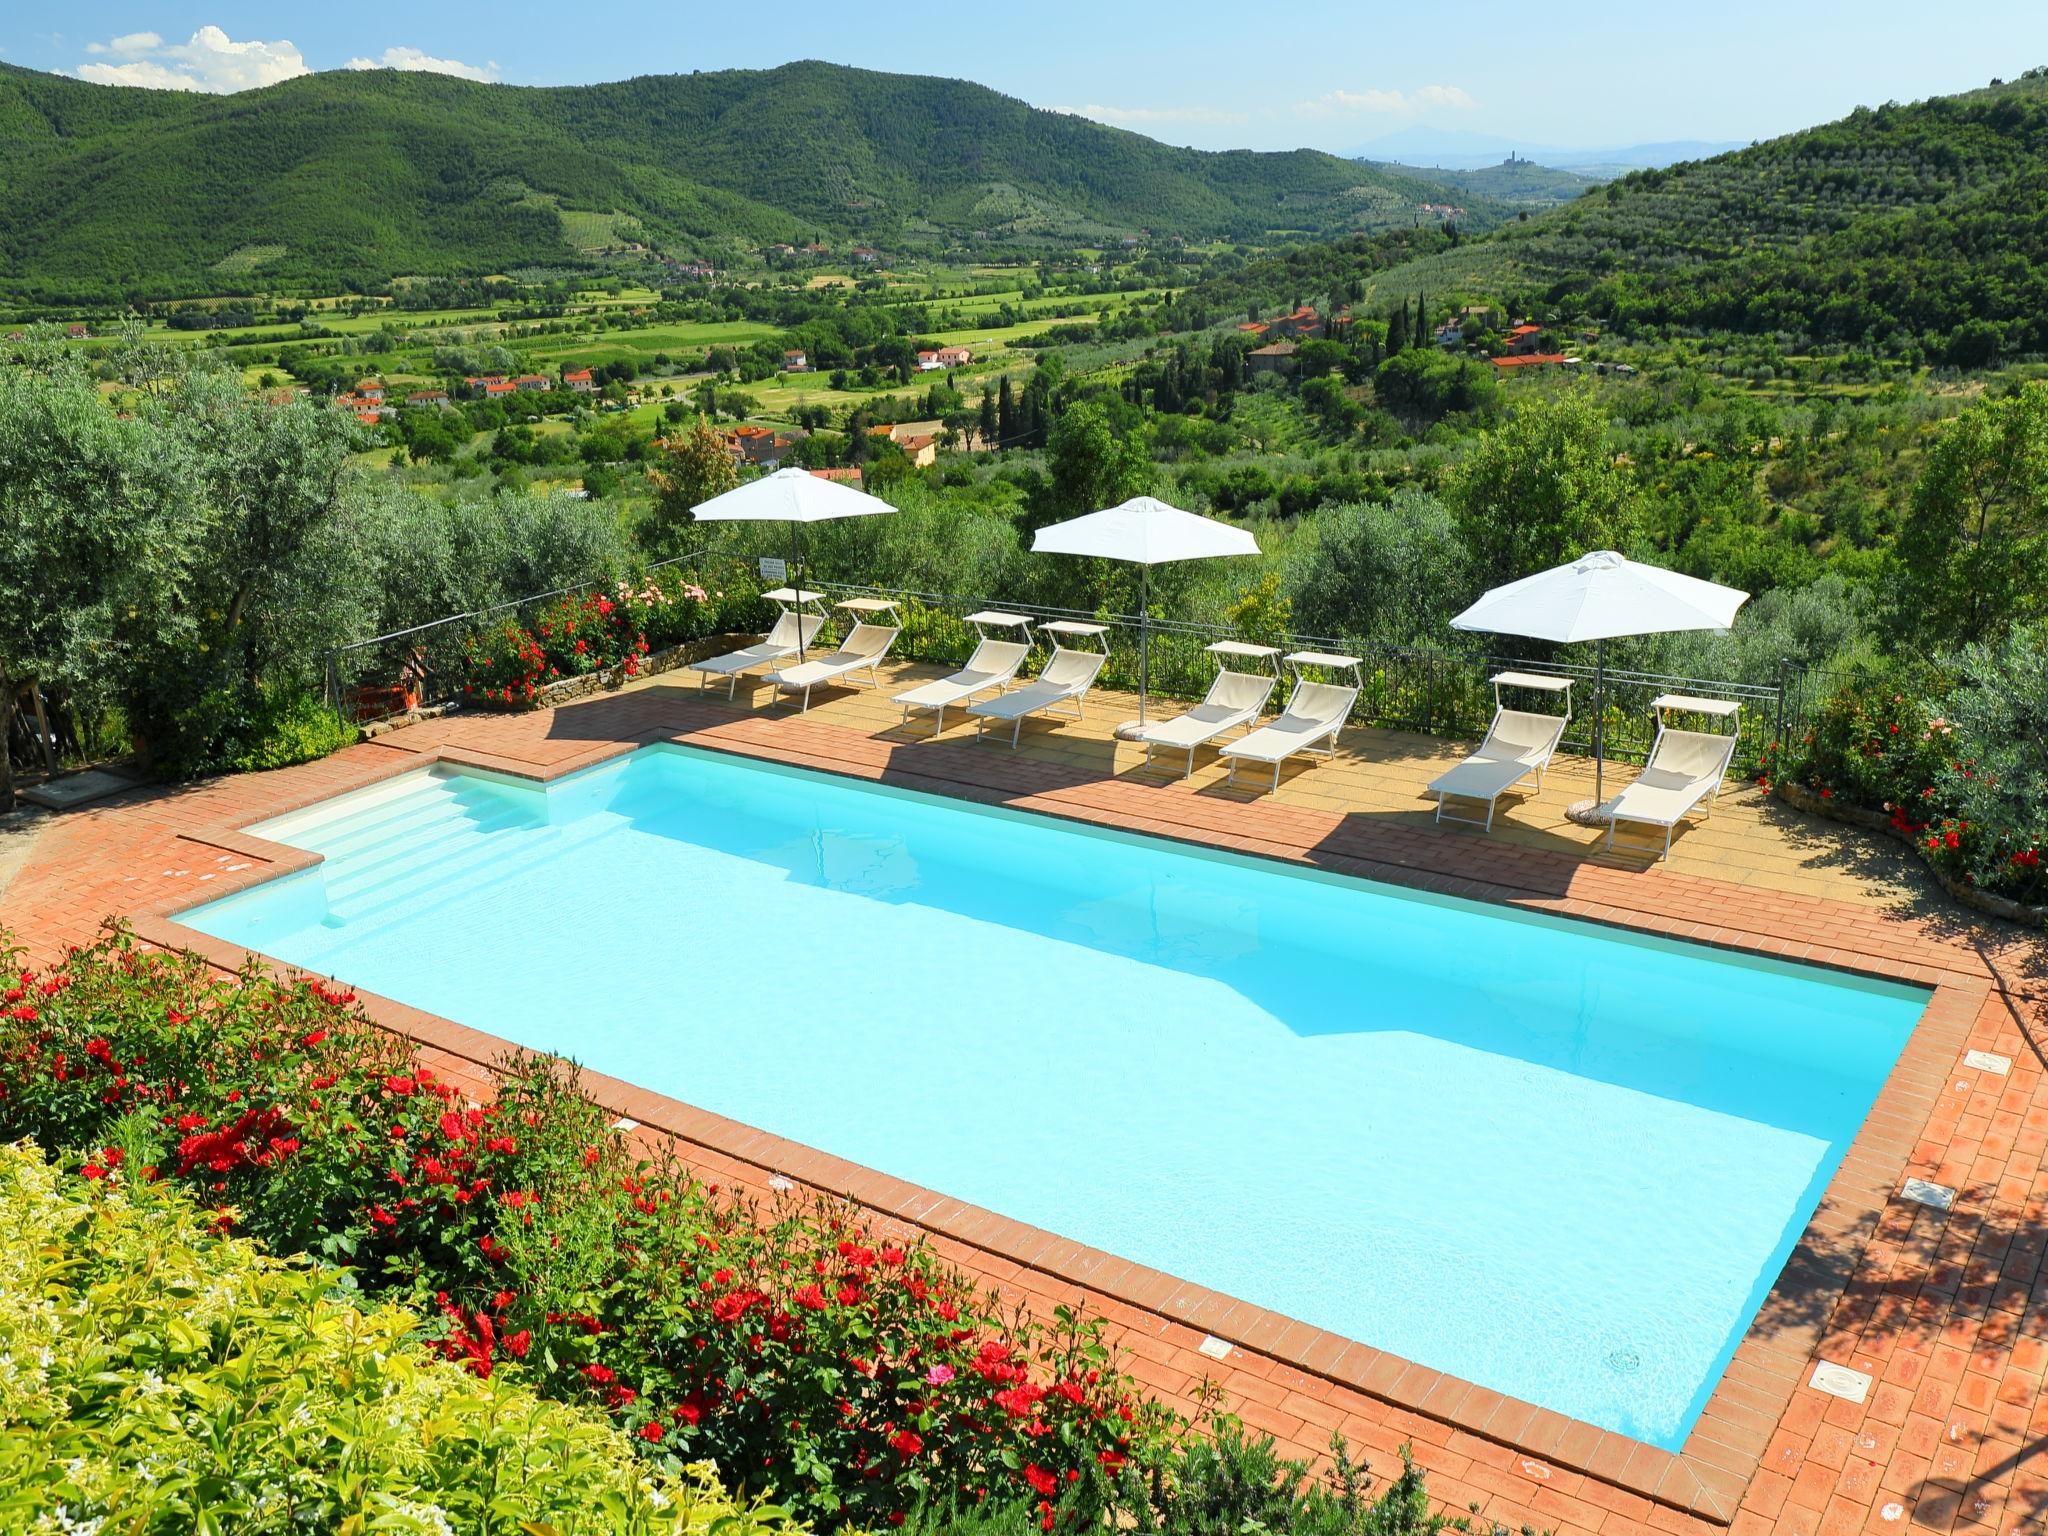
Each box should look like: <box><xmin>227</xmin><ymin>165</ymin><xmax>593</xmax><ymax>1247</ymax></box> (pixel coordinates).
<box><xmin>0</xmin><ymin>1138</ymin><xmax>795</xmax><ymax>1536</ymax></box>
<box><xmin>0</xmin><ymin>926</ymin><xmax>1174</xmax><ymax>1528</ymax></box>
<box><xmin>462</xmin><ymin>566</ymin><xmax>773</xmax><ymax>709</ymax></box>
<box><xmin>1778</xmin><ymin>628</ymin><xmax>2045</xmax><ymax>903</ymax></box>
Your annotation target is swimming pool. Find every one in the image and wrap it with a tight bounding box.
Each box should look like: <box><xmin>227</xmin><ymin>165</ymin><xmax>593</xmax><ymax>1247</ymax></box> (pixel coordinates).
<box><xmin>186</xmin><ymin>745</ymin><xmax>1926</xmax><ymax>1450</ymax></box>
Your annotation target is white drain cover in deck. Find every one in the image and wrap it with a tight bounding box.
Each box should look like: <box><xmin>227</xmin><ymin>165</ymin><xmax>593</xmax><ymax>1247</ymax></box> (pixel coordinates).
<box><xmin>1810</xmin><ymin>1361</ymin><xmax>1872</xmax><ymax>1402</ymax></box>
<box><xmin>1900</xmin><ymin>1177</ymin><xmax>1956</xmax><ymax>1212</ymax></box>
<box><xmin>1964</xmin><ymin>1050</ymin><xmax>2011</xmax><ymax>1075</ymax></box>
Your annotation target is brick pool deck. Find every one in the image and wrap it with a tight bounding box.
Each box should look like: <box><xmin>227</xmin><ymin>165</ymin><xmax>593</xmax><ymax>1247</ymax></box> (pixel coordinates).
<box><xmin>6</xmin><ymin>662</ymin><xmax>2046</xmax><ymax>1536</ymax></box>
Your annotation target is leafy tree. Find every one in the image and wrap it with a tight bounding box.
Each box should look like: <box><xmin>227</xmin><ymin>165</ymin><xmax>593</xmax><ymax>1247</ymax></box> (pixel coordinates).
<box><xmin>644</xmin><ymin>417</ymin><xmax>739</xmax><ymax>557</ymax></box>
<box><xmin>1447</xmin><ymin>385</ymin><xmax>1639</xmax><ymax>579</ymax></box>
<box><xmin>1285</xmin><ymin>491</ymin><xmax>1467</xmax><ymax>645</ymax></box>
<box><xmin>0</xmin><ymin>364</ymin><xmax>190</xmax><ymax>805</ymax></box>
<box><xmin>1373</xmin><ymin>349</ymin><xmax>1497</xmax><ymax>424</ymax></box>
<box><xmin>1043</xmin><ymin>401</ymin><xmax>1151</xmax><ymax>527</ymax></box>
<box><xmin>1893</xmin><ymin>382</ymin><xmax>2048</xmax><ymax>647</ymax></box>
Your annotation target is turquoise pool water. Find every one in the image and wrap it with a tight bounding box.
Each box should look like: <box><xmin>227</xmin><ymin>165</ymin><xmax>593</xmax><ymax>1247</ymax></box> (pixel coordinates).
<box><xmin>187</xmin><ymin>746</ymin><xmax>1925</xmax><ymax>1449</ymax></box>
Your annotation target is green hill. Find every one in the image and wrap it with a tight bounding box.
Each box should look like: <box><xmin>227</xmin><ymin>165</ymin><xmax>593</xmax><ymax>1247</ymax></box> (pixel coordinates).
<box><xmin>1362</xmin><ymin>155</ymin><xmax>1599</xmax><ymax>208</ymax></box>
<box><xmin>0</xmin><ymin>60</ymin><xmax>1482</xmax><ymax>300</ymax></box>
<box><xmin>1351</xmin><ymin>67</ymin><xmax>2048</xmax><ymax>360</ymax></box>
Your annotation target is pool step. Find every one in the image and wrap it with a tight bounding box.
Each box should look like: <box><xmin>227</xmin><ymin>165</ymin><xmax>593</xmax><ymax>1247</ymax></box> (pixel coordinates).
<box><xmin>260</xmin><ymin>772</ymin><xmax>453</xmax><ymax>845</ymax></box>
<box><xmin>307</xmin><ymin>785</ymin><xmax>523</xmax><ymax>863</ymax></box>
<box><xmin>321</xmin><ymin>807</ymin><xmax>619</xmax><ymax>933</ymax></box>
<box><xmin>320</xmin><ymin>801</ymin><xmax>538</xmax><ymax>911</ymax></box>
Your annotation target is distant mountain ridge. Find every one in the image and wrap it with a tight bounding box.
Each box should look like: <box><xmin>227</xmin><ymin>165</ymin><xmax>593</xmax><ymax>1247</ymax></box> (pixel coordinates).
<box><xmin>1346</xmin><ymin>125</ymin><xmax>1744</xmax><ymax>173</ymax></box>
<box><xmin>0</xmin><ymin>59</ymin><xmax>1491</xmax><ymax>300</ymax></box>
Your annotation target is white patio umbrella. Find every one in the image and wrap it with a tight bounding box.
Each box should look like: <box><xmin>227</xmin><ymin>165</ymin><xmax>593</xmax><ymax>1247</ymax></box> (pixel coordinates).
<box><xmin>1450</xmin><ymin>549</ymin><xmax>1748</xmax><ymax>815</ymax></box>
<box><xmin>1031</xmin><ymin>496</ymin><xmax>1259</xmax><ymax>733</ymax></box>
<box><xmin>692</xmin><ymin>467</ymin><xmax>895</xmax><ymax>660</ymax></box>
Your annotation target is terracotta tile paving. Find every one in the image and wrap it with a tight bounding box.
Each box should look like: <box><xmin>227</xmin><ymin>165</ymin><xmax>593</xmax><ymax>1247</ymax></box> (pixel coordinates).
<box><xmin>6</xmin><ymin>662</ymin><xmax>2047</xmax><ymax>1536</ymax></box>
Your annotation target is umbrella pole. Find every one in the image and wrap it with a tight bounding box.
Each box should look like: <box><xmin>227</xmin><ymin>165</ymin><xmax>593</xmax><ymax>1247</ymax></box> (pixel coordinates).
<box><xmin>1594</xmin><ymin>636</ymin><xmax>1606</xmax><ymax>804</ymax></box>
<box><xmin>790</xmin><ymin>523</ymin><xmax>807</xmax><ymax>660</ymax></box>
<box><xmin>1138</xmin><ymin>564</ymin><xmax>1150</xmax><ymax>727</ymax></box>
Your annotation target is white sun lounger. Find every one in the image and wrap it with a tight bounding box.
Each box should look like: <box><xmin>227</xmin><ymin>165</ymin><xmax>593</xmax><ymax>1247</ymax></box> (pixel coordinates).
<box><xmin>686</xmin><ymin>607</ymin><xmax>827</xmax><ymax>699</ymax></box>
<box><xmin>1137</xmin><ymin>642</ymin><xmax>1279</xmax><ymax>777</ymax></box>
<box><xmin>1429</xmin><ymin>671</ymin><xmax>1574</xmax><ymax>831</ymax></box>
<box><xmin>893</xmin><ymin>611</ymin><xmax>1034</xmax><ymax>733</ymax></box>
<box><xmin>765</xmin><ymin>601</ymin><xmax>901</xmax><ymax>711</ymax></box>
<box><xmin>1604</xmin><ymin>695</ymin><xmax>1742</xmax><ymax>859</ymax></box>
<box><xmin>1218</xmin><ymin>652</ymin><xmax>1361</xmax><ymax>791</ymax></box>
<box><xmin>967</xmin><ymin>623</ymin><xmax>1109</xmax><ymax>748</ymax></box>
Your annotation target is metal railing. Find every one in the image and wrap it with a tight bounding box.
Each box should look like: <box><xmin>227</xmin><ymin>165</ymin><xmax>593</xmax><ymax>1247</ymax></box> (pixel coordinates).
<box><xmin>321</xmin><ymin>552</ymin><xmax>1846</xmax><ymax>769</ymax></box>
<box><xmin>805</xmin><ymin>576</ymin><xmax>1808</xmax><ymax>770</ymax></box>
<box><xmin>320</xmin><ymin>550</ymin><xmax>715</xmax><ymax>723</ymax></box>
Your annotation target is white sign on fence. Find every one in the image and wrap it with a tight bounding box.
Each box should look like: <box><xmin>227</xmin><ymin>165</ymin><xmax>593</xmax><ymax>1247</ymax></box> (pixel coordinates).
<box><xmin>758</xmin><ymin>557</ymin><xmax>787</xmax><ymax>582</ymax></box>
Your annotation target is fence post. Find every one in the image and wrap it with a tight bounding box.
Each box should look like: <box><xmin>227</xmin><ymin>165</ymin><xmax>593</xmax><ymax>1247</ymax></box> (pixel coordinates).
<box><xmin>325</xmin><ymin>651</ymin><xmax>340</xmax><ymax>713</ymax></box>
<box><xmin>1773</xmin><ymin>656</ymin><xmax>1788</xmax><ymax>748</ymax></box>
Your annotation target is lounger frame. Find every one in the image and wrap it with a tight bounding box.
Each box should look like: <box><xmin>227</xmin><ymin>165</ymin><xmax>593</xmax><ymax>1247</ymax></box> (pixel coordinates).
<box><xmin>967</xmin><ymin>625</ymin><xmax>1109</xmax><ymax>749</ymax></box>
<box><xmin>1603</xmin><ymin>696</ymin><xmax>1742</xmax><ymax>859</ymax></box>
<box><xmin>1430</xmin><ymin>672</ymin><xmax>1574</xmax><ymax>832</ymax></box>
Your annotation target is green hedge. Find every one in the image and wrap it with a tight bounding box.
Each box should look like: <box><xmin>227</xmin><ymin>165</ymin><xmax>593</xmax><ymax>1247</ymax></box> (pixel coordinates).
<box><xmin>0</xmin><ymin>1138</ymin><xmax>797</xmax><ymax>1536</ymax></box>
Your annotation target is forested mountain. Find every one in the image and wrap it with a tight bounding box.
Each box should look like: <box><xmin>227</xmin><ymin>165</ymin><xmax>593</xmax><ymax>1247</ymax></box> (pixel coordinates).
<box><xmin>0</xmin><ymin>60</ymin><xmax>1471</xmax><ymax>300</ymax></box>
<box><xmin>1351</xmin><ymin>68</ymin><xmax>2048</xmax><ymax>361</ymax></box>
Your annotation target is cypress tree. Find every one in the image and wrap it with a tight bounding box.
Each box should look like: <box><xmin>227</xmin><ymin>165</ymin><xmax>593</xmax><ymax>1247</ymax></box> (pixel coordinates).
<box><xmin>1387</xmin><ymin>302</ymin><xmax>1409</xmax><ymax>354</ymax></box>
<box><xmin>997</xmin><ymin>376</ymin><xmax>1016</xmax><ymax>447</ymax></box>
<box><xmin>977</xmin><ymin>385</ymin><xmax>997</xmax><ymax>448</ymax></box>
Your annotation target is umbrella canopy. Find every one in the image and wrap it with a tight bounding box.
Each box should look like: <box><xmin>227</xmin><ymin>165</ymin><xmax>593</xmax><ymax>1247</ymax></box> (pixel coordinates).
<box><xmin>1032</xmin><ymin>496</ymin><xmax>1259</xmax><ymax>565</ymax></box>
<box><xmin>1032</xmin><ymin>497</ymin><xmax>1259</xmax><ymax>729</ymax></box>
<box><xmin>691</xmin><ymin>466</ymin><xmax>896</xmax><ymax>525</ymax></box>
<box><xmin>693</xmin><ymin>468</ymin><xmax>895</xmax><ymax>660</ymax></box>
<box><xmin>1449</xmin><ymin>550</ymin><xmax>1749</xmax><ymax>809</ymax></box>
<box><xmin>1449</xmin><ymin>549</ymin><xmax>1748</xmax><ymax>644</ymax></box>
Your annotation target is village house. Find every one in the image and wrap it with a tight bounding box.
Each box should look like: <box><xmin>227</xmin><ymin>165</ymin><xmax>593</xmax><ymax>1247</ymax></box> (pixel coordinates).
<box><xmin>513</xmin><ymin>374</ymin><xmax>550</xmax><ymax>392</ymax></box>
<box><xmin>933</xmin><ymin>345</ymin><xmax>971</xmax><ymax>367</ymax></box>
<box><xmin>65</xmin><ymin>323</ymin><xmax>89</xmax><ymax>339</ymax></box>
<box><xmin>916</xmin><ymin>351</ymin><xmax>941</xmax><ymax>371</ymax></box>
<box><xmin>1433</xmin><ymin>320</ymin><xmax>1466</xmax><ymax>348</ymax></box>
<box><xmin>1246</xmin><ymin>339</ymin><xmax>1301</xmax><ymax>377</ymax></box>
<box><xmin>1236</xmin><ymin>321</ymin><xmax>1270</xmax><ymax>336</ymax></box>
<box><xmin>1505</xmin><ymin>324</ymin><xmax>1548</xmax><ymax>356</ymax></box>
<box><xmin>461</xmin><ymin>374</ymin><xmax>508</xmax><ymax>398</ymax></box>
<box><xmin>808</xmin><ymin>467</ymin><xmax>863</xmax><ymax>485</ymax></box>
<box><xmin>850</xmin><ymin>246</ymin><xmax>882</xmax><ymax>265</ymax></box>
<box><xmin>783</xmin><ymin>350</ymin><xmax>810</xmax><ymax>373</ymax></box>
<box><xmin>355</xmin><ymin>379</ymin><xmax>386</xmax><ymax>402</ymax></box>
<box><xmin>1263</xmin><ymin>306</ymin><xmax>1322</xmax><ymax>340</ymax></box>
<box><xmin>896</xmin><ymin>433</ymin><xmax>938</xmax><ymax>469</ymax></box>
<box><xmin>406</xmin><ymin>390</ymin><xmax>450</xmax><ymax>407</ymax></box>
<box><xmin>1491</xmin><ymin>352</ymin><xmax>1575</xmax><ymax>372</ymax></box>
<box><xmin>482</xmin><ymin>379</ymin><xmax>517</xmax><ymax>398</ymax></box>
<box><xmin>563</xmin><ymin>368</ymin><xmax>596</xmax><ymax>392</ymax></box>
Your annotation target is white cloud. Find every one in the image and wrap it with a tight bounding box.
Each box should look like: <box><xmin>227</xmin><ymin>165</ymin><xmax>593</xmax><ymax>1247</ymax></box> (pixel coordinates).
<box><xmin>84</xmin><ymin>32</ymin><xmax>163</xmax><ymax>57</ymax></box>
<box><xmin>345</xmin><ymin>46</ymin><xmax>498</xmax><ymax>83</ymax></box>
<box><xmin>1048</xmin><ymin>103</ymin><xmax>1250</xmax><ymax>128</ymax></box>
<box><xmin>1294</xmin><ymin>84</ymin><xmax>1477</xmax><ymax>118</ymax></box>
<box><xmin>75</xmin><ymin>25</ymin><xmax>307</xmax><ymax>92</ymax></box>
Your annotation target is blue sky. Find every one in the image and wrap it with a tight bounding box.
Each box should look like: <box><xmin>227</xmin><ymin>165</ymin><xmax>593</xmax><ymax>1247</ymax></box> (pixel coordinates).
<box><xmin>4</xmin><ymin>3</ymin><xmax>2042</xmax><ymax>154</ymax></box>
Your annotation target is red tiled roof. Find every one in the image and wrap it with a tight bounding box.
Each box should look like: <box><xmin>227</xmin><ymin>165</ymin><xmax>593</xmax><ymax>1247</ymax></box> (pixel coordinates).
<box><xmin>1492</xmin><ymin>353</ymin><xmax>1570</xmax><ymax>368</ymax></box>
<box><xmin>563</xmin><ymin>368</ymin><xmax>593</xmax><ymax>382</ymax></box>
<box><xmin>809</xmin><ymin>467</ymin><xmax>862</xmax><ymax>483</ymax></box>
<box><xmin>1236</xmin><ymin>322</ymin><xmax>1269</xmax><ymax>333</ymax></box>
<box><xmin>1508</xmin><ymin>324</ymin><xmax>1544</xmax><ymax>336</ymax></box>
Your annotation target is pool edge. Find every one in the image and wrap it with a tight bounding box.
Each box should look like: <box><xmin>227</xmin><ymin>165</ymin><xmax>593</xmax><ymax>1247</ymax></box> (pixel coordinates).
<box><xmin>132</xmin><ymin>732</ymin><xmax>1991</xmax><ymax>1527</ymax></box>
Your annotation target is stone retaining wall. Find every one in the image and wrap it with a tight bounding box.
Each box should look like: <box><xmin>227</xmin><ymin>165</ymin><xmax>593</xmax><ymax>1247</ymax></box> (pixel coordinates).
<box><xmin>1775</xmin><ymin>780</ymin><xmax>2046</xmax><ymax>925</ymax></box>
